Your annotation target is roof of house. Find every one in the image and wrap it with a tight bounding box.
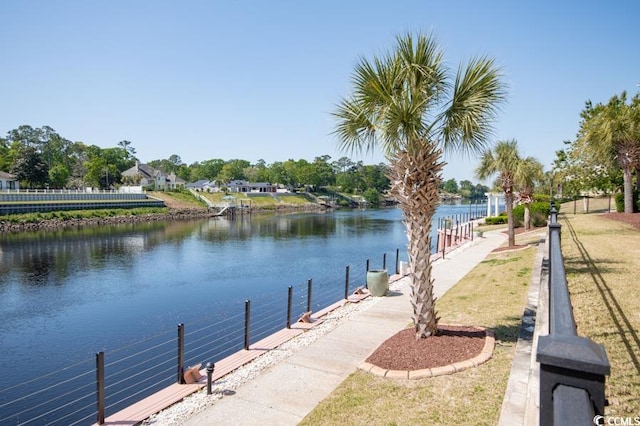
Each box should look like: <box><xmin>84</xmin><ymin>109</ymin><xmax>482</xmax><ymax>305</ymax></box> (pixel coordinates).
<box><xmin>0</xmin><ymin>171</ymin><xmax>16</xmax><ymax>179</ymax></box>
<box><xmin>185</xmin><ymin>179</ymin><xmax>210</xmax><ymax>188</ymax></box>
<box><xmin>228</xmin><ymin>180</ymin><xmax>274</xmax><ymax>188</ymax></box>
<box><xmin>167</xmin><ymin>173</ymin><xmax>186</xmax><ymax>184</ymax></box>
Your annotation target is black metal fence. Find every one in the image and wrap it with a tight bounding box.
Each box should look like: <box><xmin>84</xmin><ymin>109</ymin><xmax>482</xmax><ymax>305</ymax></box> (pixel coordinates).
<box><xmin>536</xmin><ymin>205</ymin><xmax>610</xmax><ymax>425</ymax></box>
<box><xmin>0</xmin><ymin>250</ymin><xmax>402</xmax><ymax>425</ymax></box>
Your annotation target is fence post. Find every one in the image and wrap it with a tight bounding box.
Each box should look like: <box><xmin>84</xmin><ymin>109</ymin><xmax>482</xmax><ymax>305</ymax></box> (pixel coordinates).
<box><xmin>96</xmin><ymin>352</ymin><xmax>105</xmax><ymax>425</ymax></box>
<box><xmin>286</xmin><ymin>286</ymin><xmax>293</xmax><ymax>329</ymax></box>
<box><xmin>306</xmin><ymin>279</ymin><xmax>313</xmax><ymax>312</ymax></box>
<box><xmin>395</xmin><ymin>248</ymin><xmax>399</xmax><ymax>274</ymax></box>
<box><xmin>244</xmin><ymin>300</ymin><xmax>251</xmax><ymax>350</ymax></box>
<box><xmin>344</xmin><ymin>265</ymin><xmax>350</xmax><ymax>299</ymax></box>
<box><xmin>177</xmin><ymin>323</ymin><xmax>185</xmax><ymax>384</ymax></box>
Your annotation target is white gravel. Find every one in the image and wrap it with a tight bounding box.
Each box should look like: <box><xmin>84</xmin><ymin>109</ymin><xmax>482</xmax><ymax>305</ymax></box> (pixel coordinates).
<box><xmin>143</xmin><ymin>277</ymin><xmax>409</xmax><ymax>426</ymax></box>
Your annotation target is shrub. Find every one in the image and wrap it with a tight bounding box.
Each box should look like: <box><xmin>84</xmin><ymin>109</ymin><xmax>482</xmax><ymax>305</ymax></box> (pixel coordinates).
<box><xmin>614</xmin><ymin>191</ymin><xmax>639</xmax><ymax>213</ymax></box>
<box><xmin>513</xmin><ymin>201</ymin><xmax>551</xmax><ymax>227</ymax></box>
<box><xmin>484</xmin><ymin>216</ymin><xmax>507</xmax><ymax>225</ymax></box>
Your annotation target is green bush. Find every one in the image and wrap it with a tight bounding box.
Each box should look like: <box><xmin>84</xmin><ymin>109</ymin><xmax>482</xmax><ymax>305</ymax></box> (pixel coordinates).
<box><xmin>614</xmin><ymin>191</ymin><xmax>639</xmax><ymax>213</ymax></box>
<box><xmin>513</xmin><ymin>201</ymin><xmax>551</xmax><ymax>226</ymax></box>
<box><xmin>484</xmin><ymin>216</ymin><xmax>507</xmax><ymax>225</ymax></box>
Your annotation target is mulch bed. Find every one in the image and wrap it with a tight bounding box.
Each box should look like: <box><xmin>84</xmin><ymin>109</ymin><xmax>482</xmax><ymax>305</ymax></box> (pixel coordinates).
<box><xmin>601</xmin><ymin>212</ymin><xmax>640</xmax><ymax>230</ymax></box>
<box><xmin>365</xmin><ymin>325</ymin><xmax>486</xmax><ymax>371</ymax></box>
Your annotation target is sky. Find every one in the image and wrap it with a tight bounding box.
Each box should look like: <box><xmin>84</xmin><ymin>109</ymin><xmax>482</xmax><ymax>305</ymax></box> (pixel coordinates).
<box><xmin>1</xmin><ymin>1</ymin><xmax>639</xmax><ymax>183</ymax></box>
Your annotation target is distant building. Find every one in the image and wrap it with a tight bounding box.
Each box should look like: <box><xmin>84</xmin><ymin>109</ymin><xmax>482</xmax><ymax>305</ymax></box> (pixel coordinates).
<box><xmin>121</xmin><ymin>162</ymin><xmax>185</xmax><ymax>190</ymax></box>
<box><xmin>186</xmin><ymin>179</ymin><xmax>277</xmax><ymax>193</ymax></box>
<box><xmin>0</xmin><ymin>171</ymin><xmax>19</xmax><ymax>190</ymax></box>
<box><xmin>227</xmin><ymin>180</ymin><xmax>277</xmax><ymax>193</ymax></box>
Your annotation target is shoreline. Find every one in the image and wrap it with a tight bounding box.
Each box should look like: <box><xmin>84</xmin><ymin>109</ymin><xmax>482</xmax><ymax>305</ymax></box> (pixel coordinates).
<box><xmin>0</xmin><ymin>205</ymin><xmax>332</xmax><ymax>234</ymax></box>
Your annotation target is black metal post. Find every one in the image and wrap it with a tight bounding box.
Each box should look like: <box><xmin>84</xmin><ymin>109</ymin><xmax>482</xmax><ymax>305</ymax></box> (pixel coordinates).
<box><xmin>244</xmin><ymin>300</ymin><xmax>251</xmax><ymax>350</ymax></box>
<box><xmin>395</xmin><ymin>248</ymin><xmax>399</xmax><ymax>274</ymax></box>
<box><xmin>286</xmin><ymin>286</ymin><xmax>293</xmax><ymax>329</ymax></box>
<box><xmin>96</xmin><ymin>352</ymin><xmax>105</xmax><ymax>425</ymax></box>
<box><xmin>206</xmin><ymin>362</ymin><xmax>215</xmax><ymax>395</ymax></box>
<box><xmin>344</xmin><ymin>265</ymin><xmax>350</xmax><ymax>299</ymax></box>
<box><xmin>382</xmin><ymin>253</ymin><xmax>387</xmax><ymax>270</ymax></box>
<box><xmin>177</xmin><ymin>323</ymin><xmax>185</xmax><ymax>384</ymax></box>
<box><xmin>306</xmin><ymin>279</ymin><xmax>312</xmax><ymax>312</ymax></box>
<box><xmin>366</xmin><ymin>258</ymin><xmax>370</xmax><ymax>272</ymax></box>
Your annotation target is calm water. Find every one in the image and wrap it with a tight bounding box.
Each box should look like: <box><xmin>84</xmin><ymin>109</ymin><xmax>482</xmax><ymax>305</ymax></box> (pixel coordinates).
<box><xmin>0</xmin><ymin>204</ymin><xmax>482</xmax><ymax>424</ymax></box>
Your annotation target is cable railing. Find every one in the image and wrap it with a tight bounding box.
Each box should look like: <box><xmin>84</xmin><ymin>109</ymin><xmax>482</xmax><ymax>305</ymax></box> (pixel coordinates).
<box><xmin>0</xmin><ymin>249</ymin><xmax>406</xmax><ymax>425</ymax></box>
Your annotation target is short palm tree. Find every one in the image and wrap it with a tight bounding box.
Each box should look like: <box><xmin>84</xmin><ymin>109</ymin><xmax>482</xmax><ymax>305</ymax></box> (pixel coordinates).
<box><xmin>515</xmin><ymin>156</ymin><xmax>544</xmax><ymax>230</ymax></box>
<box><xmin>333</xmin><ymin>33</ymin><xmax>506</xmax><ymax>338</ymax></box>
<box><xmin>476</xmin><ymin>140</ymin><xmax>521</xmax><ymax>247</ymax></box>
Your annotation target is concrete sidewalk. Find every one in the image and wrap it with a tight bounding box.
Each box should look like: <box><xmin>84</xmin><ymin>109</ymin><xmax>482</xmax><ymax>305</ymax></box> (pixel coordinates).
<box><xmin>183</xmin><ymin>231</ymin><xmax>508</xmax><ymax>425</ymax></box>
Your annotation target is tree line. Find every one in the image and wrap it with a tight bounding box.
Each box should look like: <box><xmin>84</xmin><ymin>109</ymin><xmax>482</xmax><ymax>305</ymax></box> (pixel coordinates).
<box><xmin>1</xmin><ymin>125</ymin><xmax>495</xmax><ymax>200</ymax></box>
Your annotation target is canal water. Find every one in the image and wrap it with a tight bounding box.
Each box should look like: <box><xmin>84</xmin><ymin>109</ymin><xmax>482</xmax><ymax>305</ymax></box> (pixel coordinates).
<box><xmin>0</xmin><ymin>203</ymin><xmax>483</xmax><ymax>424</ymax></box>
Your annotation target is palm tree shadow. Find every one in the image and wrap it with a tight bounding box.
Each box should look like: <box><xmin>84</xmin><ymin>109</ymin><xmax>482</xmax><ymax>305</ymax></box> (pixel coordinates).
<box><xmin>490</xmin><ymin>318</ymin><xmax>523</xmax><ymax>344</ymax></box>
<box><xmin>564</xmin><ymin>217</ymin><xmax>640</xmax><ymax>376</ymax></box>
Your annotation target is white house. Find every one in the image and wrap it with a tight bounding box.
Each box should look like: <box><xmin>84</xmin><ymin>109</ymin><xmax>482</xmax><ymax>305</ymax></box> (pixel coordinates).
<box><xmin>121</xmin><ymin>162</ymin><xmax>185</xmax><ymax>191</ymax></box>
<box><xmin>0</xmin><ymin>171</ymin><xmax>19</xmax><ymax>190</ymax></box>
<box><xmin>227</xmin><ymin>180</ymin><xmax>276</xmax><ymax>193</ymax></box>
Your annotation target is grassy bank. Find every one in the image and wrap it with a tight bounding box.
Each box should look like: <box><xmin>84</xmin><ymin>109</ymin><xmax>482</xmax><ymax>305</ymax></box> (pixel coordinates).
<box><xmin>300</xmin><ymin>230</ymin><xmax>542</xmax><ymax>425</ymax></box>
<box><xmin>197</xmin><ymin>191</ymin><xmax>315</xmax><ymax>208</ymax></box>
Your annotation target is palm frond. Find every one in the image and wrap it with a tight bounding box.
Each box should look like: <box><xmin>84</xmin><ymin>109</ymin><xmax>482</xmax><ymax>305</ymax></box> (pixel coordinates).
<box><xmin>438</xmin><ymin>55</ymin><xmax>507</xmax><ymax>156</ymax></box>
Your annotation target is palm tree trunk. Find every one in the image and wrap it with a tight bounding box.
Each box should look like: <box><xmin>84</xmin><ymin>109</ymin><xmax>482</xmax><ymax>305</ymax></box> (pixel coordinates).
<box><xmin>388</xmin><ymin>145</ymin><xmax>444</xmax><ymax>339</ymax></box>
<box><xmin>623</xmin><ymin>166</ymin><xmax>633</xmax><ymax>214</ymax></box>
<box><xmin>524</xmin><ymin>203</ymin><xmax>531</xmax><ymax>231</ymax></box>
<box><xmin>505</xmin><ymin>190</ymin><xmax>516</xmax><ymax>246</ymax></box>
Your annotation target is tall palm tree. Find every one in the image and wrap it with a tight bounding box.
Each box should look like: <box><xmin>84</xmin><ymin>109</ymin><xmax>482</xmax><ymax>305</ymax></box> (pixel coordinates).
<box><xmin>333</xmin><ymin>33</ymin><xmax>506</xmax><ymax>339</ymax></box>
<box><xmin>515</xmin><ymin>156</ymin><xmax>544</xmax><ymax>230</ymax></box>
<box><xmin>578</xmin><ymin>92</ymin><xmax>640</xmax><ymax>214</ymax></box>
<box><xmin>476</xmin><ymin>140</ymin><xmax>521</xmax><ymax>247</ymax></box>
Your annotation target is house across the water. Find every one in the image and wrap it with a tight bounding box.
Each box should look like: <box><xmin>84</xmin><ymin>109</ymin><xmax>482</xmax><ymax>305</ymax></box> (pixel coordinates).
<box><xmin>0</xmin><ymin>171</ymin><xmax>19</xmax><ymax>190</ymax></box>
<box><xmin>187</xmin><ymin>179</ymin><xmax>279</xmax><ymax>193</ymax></box>
<box><xmin>122</xmin><ymin>162</ymin><xmax>185</xmax><ymax>191</ymax></box>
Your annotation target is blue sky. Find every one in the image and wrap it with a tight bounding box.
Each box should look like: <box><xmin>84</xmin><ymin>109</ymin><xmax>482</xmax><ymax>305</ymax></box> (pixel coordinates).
<box><xmin>1</xmin><ymin>1</ymin><xmax>639</xmax><ymax>182</ymax></box>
